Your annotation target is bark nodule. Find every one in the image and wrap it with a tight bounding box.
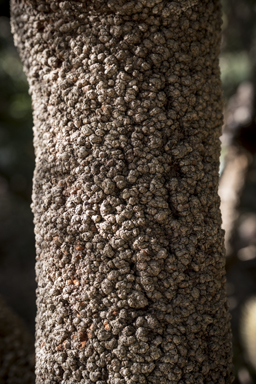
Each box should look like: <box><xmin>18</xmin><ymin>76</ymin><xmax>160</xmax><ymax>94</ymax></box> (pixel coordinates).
<box><xmin>11</xmin><ymin>0</ymin><xmax>234</xmax><ymax>382</ymax></box>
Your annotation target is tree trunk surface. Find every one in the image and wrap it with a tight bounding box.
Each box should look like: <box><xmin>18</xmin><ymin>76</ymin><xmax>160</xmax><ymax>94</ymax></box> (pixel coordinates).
<box><xmin>11</xmin><ymin>0</ymin><xmax>233</xmax><ymax>383</ymax></box>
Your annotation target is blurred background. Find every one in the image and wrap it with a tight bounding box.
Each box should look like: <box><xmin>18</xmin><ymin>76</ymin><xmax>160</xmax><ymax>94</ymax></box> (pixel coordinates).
<box><xmin>0</xmin><ymin>0</ymin><xmax>256</xmax><ymax>382</ymax></box>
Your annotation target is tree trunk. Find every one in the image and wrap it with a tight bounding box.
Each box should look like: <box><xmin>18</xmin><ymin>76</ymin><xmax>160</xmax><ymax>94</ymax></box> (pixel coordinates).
<box><xmin>11</xmin><ymin>0</ymin><xmax>233</xmax><ymax>382</ymax></box>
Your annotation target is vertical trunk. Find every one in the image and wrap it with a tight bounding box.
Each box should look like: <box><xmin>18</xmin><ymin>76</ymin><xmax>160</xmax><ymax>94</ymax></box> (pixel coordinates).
<box><xmin>11</xmin><ymin>0</ymin><xmax>233</xmax><ymax>383</ymax></box>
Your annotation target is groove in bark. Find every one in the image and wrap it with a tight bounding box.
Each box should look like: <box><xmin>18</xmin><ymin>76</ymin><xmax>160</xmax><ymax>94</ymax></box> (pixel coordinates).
<box><xmin>11</xmin><ymin>0</ymin><xmax>233</xmax><ymax>383</ymax></box>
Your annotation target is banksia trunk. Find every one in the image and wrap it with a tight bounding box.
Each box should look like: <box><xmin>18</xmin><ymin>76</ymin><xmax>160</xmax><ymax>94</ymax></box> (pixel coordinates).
<box><xmin>11</xmin><ymin>0</ymin><xmax>233</xmax><ymax>383</ymax></box>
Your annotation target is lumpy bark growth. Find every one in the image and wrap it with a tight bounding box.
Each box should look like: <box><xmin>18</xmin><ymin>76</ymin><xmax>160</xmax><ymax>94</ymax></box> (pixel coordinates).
<box><xmin>11</xmin><ymin>0</ymin><xmax>233</xmax><ymax>383</ymax></box>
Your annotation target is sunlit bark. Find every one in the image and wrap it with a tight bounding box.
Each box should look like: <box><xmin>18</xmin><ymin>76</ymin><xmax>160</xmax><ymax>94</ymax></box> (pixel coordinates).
<box><xmin>11</xmin><ymin>0</ymin><xmax>233</xmax><ymax>382</ymax></box>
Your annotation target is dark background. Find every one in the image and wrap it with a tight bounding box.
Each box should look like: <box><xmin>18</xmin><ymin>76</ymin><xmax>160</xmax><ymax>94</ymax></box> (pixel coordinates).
<box><xmin>1</xmin><ymin>1</ymin><xmax>256</xmax><ymax>382</ymax></box>
<box><xmin>0</xmin><ymin>0</ymin><xmax>35</xmax><ymax>333</ymax></box>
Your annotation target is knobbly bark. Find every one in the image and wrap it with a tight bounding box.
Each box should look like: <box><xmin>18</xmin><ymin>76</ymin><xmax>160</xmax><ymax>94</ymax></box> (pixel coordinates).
<box><xmin>11</xmin><ymin>0</ymin><xmax>233</xmax><ymax>383</ymax></box>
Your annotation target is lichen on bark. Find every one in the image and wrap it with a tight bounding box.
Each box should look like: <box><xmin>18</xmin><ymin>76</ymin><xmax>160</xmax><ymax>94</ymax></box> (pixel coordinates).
<box><xmin>11</xmin><ymin>0</ymin><xmax>233</xmax><ymax>383</ymax></box>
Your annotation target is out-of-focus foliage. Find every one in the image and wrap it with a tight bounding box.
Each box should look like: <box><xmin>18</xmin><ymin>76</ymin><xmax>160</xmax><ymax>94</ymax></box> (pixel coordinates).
<box><xmin>0</xmin><ymin>16</ymin><xmax>33</xmax><ymax>196</ymax></box>
<box><xmin>0</xmin><ymin>16</ymin><xmax>35</xmax><ymax>332</ymax></box>
<box><xmin>220</xmin><ymin>52</ymin><xmax>252</xmax><ymax>100</ymax></box>
<box><xmin>220</xmin><ymin>1</ymin><xmax>256</xmax><ymax>383</ymax></box>
<box><xmin>221</xmin><ymin>0</ymin><xmax>256</xmax><ymax>100</ymax></box>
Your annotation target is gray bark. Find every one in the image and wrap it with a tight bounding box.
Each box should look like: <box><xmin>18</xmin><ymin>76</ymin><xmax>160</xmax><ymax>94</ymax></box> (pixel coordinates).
<box><xmin>11</xmin><ymin>0</ymin><xmax>233</xmax><ymax>383</ymax></box>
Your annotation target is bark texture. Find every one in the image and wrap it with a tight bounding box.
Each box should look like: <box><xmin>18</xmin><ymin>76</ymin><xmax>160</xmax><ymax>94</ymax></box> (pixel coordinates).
<box><xmin>11</xmin><ymin>0</ymin><xmax>233</xmax><ymax>383</ymax></box>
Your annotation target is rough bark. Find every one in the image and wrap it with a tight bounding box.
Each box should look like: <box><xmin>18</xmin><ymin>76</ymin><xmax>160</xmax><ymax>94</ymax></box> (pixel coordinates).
<box><xmin>11</xmin><ymin>0</ymin><xmax>233</xmax><ymax>383</ymax></box>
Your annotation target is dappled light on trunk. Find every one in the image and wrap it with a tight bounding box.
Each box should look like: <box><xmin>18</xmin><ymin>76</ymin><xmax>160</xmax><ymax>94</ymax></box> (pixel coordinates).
<box><xmin>11</xmin><ymin>0</ymin><xmax>233</xmax><ymax>383</ymax></box>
